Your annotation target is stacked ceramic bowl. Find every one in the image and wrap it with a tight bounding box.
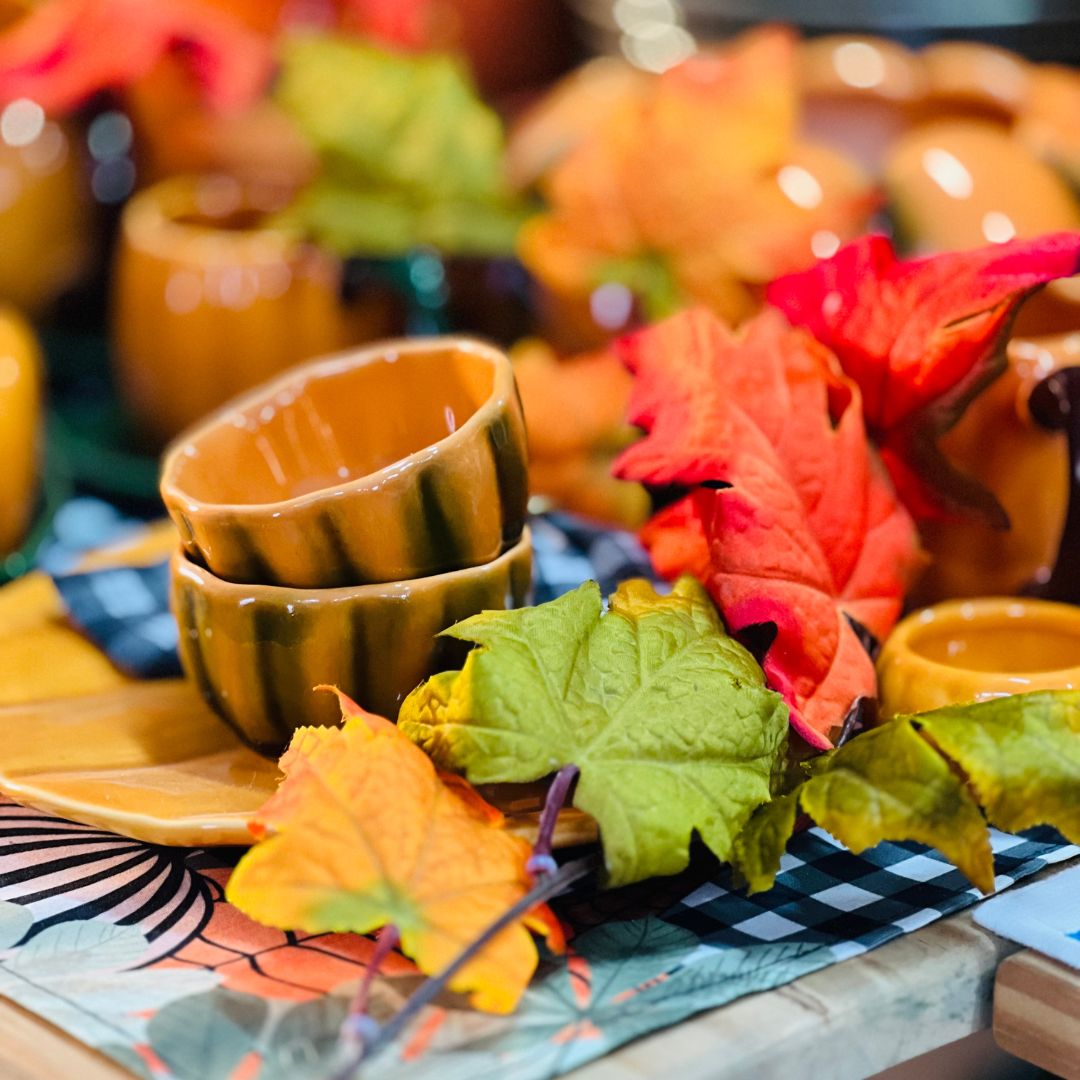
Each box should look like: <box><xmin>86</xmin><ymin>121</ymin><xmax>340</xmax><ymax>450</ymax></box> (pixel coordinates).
<box><xmin>160</xmin><ymin>338</ymin><xmax>531</xmax><ymax>754</ymax></box>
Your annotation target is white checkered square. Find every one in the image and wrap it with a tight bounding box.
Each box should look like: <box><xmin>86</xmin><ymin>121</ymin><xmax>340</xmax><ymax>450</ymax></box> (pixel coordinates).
<box><xmin>989</xmin><ymin>830</ymin><xmax>1027</xmax><ymax>854</ymax></box>
<box><xmin>778</xmin><ymin>851</ymin><xmax>806</xmax><ymax>873</ymax></box>
<box><xmin>91</xmin><ymin>569</ymin><xmax>157</xmax><ymax>618</ymax></box>
<box><xmin>682</xmin><ymin>883</ymin><xmax>725</xmax><ymax>907</ymax></box>
<box><xmin>829</xmin><ymin>940</ymin><xmax>868</xmax><ymax>961</ymax></box>
<box><xmin>891</xmin><ymin>908</ymin><xmax>938</xmax><ymax>933</ymax></box>
<box><xmin>886</xmin><ymin>853</ymin><xmax>954</xmax><ymax>882</ymax></box>
<box><xmin>814</xmin><ymin>883</ymin><xmax>881</xmax><ymax>912</ymax></box>
<box><xmin>141</xmin><ymin>612</ymin><xmax>179</xmax><ymax>649</ymax></box>
<box><xmin>731</xmin><ymin>912</ymin><xmax>805</xmax><ymax>942</ymax></box>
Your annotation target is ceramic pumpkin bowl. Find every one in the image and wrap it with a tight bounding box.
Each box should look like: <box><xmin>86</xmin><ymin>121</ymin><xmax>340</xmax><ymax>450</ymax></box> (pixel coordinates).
<box><xmin>160</xmin><ymin>337</ymin><xmax>529</xmax><ymax>589</ymax></box>
<box><xmin>111</xmin><ymin>174</ymin><xmax>395</xmax><ymax>443</ymax></box>
<box><xmin>877</xmin><ymin>597</ymin><xmax>1080</xmax><ymax>719</ymax></box>
<box><xmin>171</xmin><ymin>530</ymin><xmax>532</xmax><ymax>754</ymax></box>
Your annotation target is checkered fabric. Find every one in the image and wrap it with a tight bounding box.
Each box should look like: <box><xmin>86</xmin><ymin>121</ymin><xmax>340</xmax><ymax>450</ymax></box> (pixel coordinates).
<box><xmin>53</xmin><ymin>510</ymin><xmax>659</xmax><ymax>679</ymax></box>
<box><xmin>52</xmin><ymin>563</ymin><xmax>181</xmax><ymax>678</ymax></box>
<box><xmin>666</xmin><ymin>827</ymin><xmax>1078</xmax><ymax>954</ymax></box>
<box><xmin>530</xmin><ymin>511</ymin><xmax>660</xmax><ymax>603</ymax></box>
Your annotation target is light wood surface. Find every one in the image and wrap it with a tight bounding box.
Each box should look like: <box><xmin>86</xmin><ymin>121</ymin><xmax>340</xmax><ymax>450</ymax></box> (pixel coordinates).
<box><xmin>995</xmin><ymin>949</ymin><xmax>1080</xmax><ymax>1079</ymax></box>
<box><xmin>0</xmin><ymin>859</ymin><xmax>1072</xmax><ymax>1079</ymax></box>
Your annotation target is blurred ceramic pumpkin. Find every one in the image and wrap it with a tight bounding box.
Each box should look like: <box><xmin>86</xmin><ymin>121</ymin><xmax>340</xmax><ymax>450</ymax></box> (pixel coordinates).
<box><xmin>884</xmin><ymin>120</ymin><xmax>1080</xmax><ymax>254</ymax></box>
<box><xmin>0</xmin><ymin>113</ymin><xmax>92</xmax><ymax>315</ymax></box>
<box><xmin>914</xmin><ymin>332</ymin><xmax>1078</xmax><ymax>603</ymax></box>
<box><xmin>111</xmin><ymin>174</ymin><xmax>394</xmax><ymax>443</ymax></box>
<box><xmin>0</xmin><ymin>307</ymin><xmax>42</xmax><ymax>558</ymax></box>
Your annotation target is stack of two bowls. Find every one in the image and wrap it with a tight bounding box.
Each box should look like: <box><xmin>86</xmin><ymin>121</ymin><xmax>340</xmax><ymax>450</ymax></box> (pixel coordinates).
<box><xmin>160</xmin><ymin>337</ymin><xmax>532</xmax><ymax>755</ymax></box>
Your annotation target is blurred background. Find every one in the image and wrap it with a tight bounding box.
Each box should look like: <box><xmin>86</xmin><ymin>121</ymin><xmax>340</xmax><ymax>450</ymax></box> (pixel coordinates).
<box><xmin>3</xmin><ymin>0</ymin><xmax>1080</xmax><ymax>603</ymax></box>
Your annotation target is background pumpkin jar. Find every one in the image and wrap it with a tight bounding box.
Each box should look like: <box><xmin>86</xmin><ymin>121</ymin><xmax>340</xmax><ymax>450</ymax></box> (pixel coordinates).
<box><xmin>0</xmin><ymin>308</ymin><xmax>41</xmax><ymax>561</ymax></box>
<box><xmin>110</xmin><ymin>174</ymin><xmax>395</xmax><ymax>444</ymax></box>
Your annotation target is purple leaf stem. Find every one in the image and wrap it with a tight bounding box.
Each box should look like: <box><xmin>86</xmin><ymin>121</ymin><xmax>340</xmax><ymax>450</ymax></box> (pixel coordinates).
<box><xmin>527</xmin><ymin>764</ymin><xmax>580</xmax><ymax>878</ymax></box>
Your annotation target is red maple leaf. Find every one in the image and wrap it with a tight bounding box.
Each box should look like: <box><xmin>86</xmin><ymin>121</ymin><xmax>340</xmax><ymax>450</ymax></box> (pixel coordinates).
<box><xmin>766</xmin><ymin>232</ymin><xmax>1080</xmax><ymax>523</ymax></box>
<box><xmin>0</xmin><ymin>0</ymin><xmax>273</xmax><ymax>115</ymax></box>
<box><xmin>614</xmin><ymin>307</ymin><xmax>922</xmax><ymax>748</ymax></box>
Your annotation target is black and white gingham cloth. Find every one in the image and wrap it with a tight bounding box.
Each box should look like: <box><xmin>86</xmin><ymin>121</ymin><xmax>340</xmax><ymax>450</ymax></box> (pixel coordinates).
<box><xmin>52</xmin><ymin>564</ymin><xmax>181</xmax><ymax>678</ymax></box>
<box><xmin>665</xmin><ymin>826</ymin><xmax>1076</xmax><ymax>952</ymax></box>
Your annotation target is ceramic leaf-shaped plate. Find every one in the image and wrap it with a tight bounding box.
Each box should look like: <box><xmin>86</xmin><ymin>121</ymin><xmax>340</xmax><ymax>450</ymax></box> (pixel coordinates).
<box><xmin>0</xmin><ymin>681</ymin><xmax>597</xmax><ymax>848</ymax></box>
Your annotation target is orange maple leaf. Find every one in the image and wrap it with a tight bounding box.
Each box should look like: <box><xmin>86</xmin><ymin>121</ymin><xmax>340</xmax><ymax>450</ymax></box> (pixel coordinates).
<box><xmin>518</xmin><ymin>26</ymin><xmax>876</xmax><ymax>325</ymax></box>
<box><xmin>226</xmin><ymin>688</ymin><xmax>564</xmax><ymax>1014</ymax></box>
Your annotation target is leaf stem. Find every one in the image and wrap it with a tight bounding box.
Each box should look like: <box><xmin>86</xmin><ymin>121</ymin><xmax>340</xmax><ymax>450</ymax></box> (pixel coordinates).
<box><xmin>527</xmin><ymin>764</ymin><xmax>580</xmax><ymax>878</ymax></box>
<box><xmin>341</xmin><ymin>924</ymin><xmax>400</xmax><ymax>1047</ymax></box>
<box><xmin>336</xmin><ymin>853</ymin><xmax>597</xmax><ymax>1076</ymax></box>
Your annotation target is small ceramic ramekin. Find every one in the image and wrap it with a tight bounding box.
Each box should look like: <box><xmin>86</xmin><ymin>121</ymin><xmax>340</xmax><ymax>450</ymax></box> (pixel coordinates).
<box><xmin>171</xmin><ymin>528</ymin><xmax>533</xmax><ymax>754</ymax></box>
<box><xmin>877</xmin><ymin>596</ymin><xmax>1080</xmax><ymax>718</ymax></box>
<box><xmin>160</xmin><ymin>336</ymin><xmax>529</xmax><ymax>589</ymax></box>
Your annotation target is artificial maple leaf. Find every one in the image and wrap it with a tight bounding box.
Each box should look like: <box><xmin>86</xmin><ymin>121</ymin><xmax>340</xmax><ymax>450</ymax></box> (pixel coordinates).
<box><xmin>225</xmin><ymin>688</ymin><xmax>563</xmax><ymax>1015</ymax></box>
<box><xmin>400</xmin><ymin>576</ymin><xmax>789</xmax><ymax>888</ymax></box>
<box><xmin>766</xmin><ymin>232</ymin><xmax>1080</xmax><ymax>522</ymax></box>
<box><xmin>0</xmin><ymin>0</ymin><xmax>272</xmax><ymax>115</ymax></box>
<box><xmin>518</xmin><ymin>25</ymin><xmax>875</xmax><ymax>326</ymax></box>
<box><xmin>613</xmin><ymin>307</ymin><xmax>922</xmax><ymax>748</ymax></box>
<box><xmin>734</xmin><ymin>691</ymin><xmax>1080</xmax><ymax>894</ymax></box>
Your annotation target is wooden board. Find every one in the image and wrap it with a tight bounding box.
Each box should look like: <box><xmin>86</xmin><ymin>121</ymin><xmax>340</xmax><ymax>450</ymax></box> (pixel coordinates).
<box><xmin>994</xmin><ymin>949</ymin><xmax>1080</xmax><ymax>1080</ymax></box>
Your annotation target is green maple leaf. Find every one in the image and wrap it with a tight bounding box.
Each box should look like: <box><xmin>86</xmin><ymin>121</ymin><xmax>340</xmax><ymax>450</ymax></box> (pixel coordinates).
<box><xmin>273</xmin><ymin>34</ymin><xmax>525</xmax><ymax>257</ymax></box>
<box><xmin>733</xmin><ymin>691</ymin><xmax>1080</xmax><ymax>895</ymax></box>
<box><xmin>399</xmin><ymin>577</ymin><xmax>789</xmax><ymax>887</ymax></box>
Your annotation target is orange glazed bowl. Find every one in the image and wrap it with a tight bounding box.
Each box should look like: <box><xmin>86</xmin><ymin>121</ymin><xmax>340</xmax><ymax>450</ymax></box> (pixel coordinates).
<box><xmin>159</xmin><ymin>336</ymin><xmax>529</xmax><ymax>589</ymax></box>
<box><xmin>171</xmin><ymin>530</ymin><xmax>533</xmax><ymax>753</ymax></box>
<box><xmin>877</xmin><ymin>597</ymin><xmax>1080</xmax><ymax>719</ymax></box>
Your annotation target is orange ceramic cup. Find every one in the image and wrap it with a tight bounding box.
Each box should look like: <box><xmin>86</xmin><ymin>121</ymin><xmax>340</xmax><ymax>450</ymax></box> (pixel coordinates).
<box><xmin>171</xmin><ymin>530</ymin><xmax>533</xmax><ymax>752</ymax></box>
<box><xmin>877</xmin><ymin>597</ymin><xmax>1080</xmax><ymax>719</ymax></box>
<box><xmin>111</xmin><ymin>174</ymin><xmax>392</xmax><ymax>443</ymax></box>
<box><xmin>160</xmin><ymin>337</ymin><xmax>529</xmax><ymax>589</ymax></box>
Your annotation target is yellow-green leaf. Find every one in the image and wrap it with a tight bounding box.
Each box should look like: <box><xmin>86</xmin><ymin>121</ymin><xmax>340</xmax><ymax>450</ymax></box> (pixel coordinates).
<box><xmin>733</xmin><ymin>691</ymin><xmax>1080</xmax><ymax>895</ymax></box>
<box><xmin>400</xmin><ymin>577</ymin><xmax>788</xmax><ymax>887</ymax></box>
<box><xmin>798</xmin><ymin>720</ymin><xmax>993</xmax><ymax>891</ymax></box>
<box><xmin>732</xmin><ymin>792</ymin><xmax>799</xmax><ymax>894</ymax></box>
<box><xmin>915</xmin><ymin>691</ymin><xmax>1080</xmax><ymax>840</ymax></box>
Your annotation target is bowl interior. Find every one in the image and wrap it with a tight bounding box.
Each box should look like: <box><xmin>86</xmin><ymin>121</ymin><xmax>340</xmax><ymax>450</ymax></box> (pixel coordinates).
<box><xmin>170</xmin><ymin>344</ymin><xmax>497</xmax><ymax>507</ymax></box>
<box><xmin>908</xmin><ymin>610</ymin><xmax>1080</xmax><ymax>674</ymax></box>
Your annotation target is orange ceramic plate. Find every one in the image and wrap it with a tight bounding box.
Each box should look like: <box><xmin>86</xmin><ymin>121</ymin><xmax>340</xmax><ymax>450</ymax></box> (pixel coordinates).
<box><xmin>0</xmin><ymin>680</ymin><xmax>597</xmax><ymax>849</ymax></box>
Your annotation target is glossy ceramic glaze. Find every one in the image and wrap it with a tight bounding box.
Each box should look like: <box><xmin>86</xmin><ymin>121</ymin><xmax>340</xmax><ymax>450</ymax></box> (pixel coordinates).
<box><xmin>171</xmin><ymin>529</ymin><xmax>533</xmax><ymax>753</ymax></box>
<box><xmin>0</xmin><ymin>680</ymin><xmax>596</xmax><ymax>848</ymax></box>
<box><xmin>1016</xmin><ymin>63</ymin><xmax>1080</xmax><ymax>186</ymax></box>
<box><xmin>917</xmin><ymin>42</ymin><xmax>1031</xmax><ymax>124</ymax></box>
<box><xmin>884</xmin><ymin>120</ymin><xmax>1080</xmax><ymax>254</ymax></box>
<box><xmin>915</xmin><ymin>333</ymin><xmax>1077</xmax><ymax>603</ymax></box>
<box><xmin>0</xmin><ymin>309</ymin><xmax>41</xmax><ymax>557</ymax></box>
<box><xmin>111</xmin><ymin>175</ymin><xmax>392</xmax><ymax>442</ymax></box>
<box><xmin>0</xmin><ymin>116</ymin><xmax>91</xmax><ymax>315</ymax></box>
<box><xmin>0</xmin><ymin>682</ymin><xmax>281</xmax><ymax>845</ymax></box>
<box><xmin>160</xmin><ymin>337</ymin><xmax>529</xmax><ymax>588</ymax></box>
<box><xmin>799</xmin><ymin>36</ymin><xmax>923</xmax><ymax>171</ymax></box>
<box><xmin>878</xmin><ymin>597</ymin><xmax>1080</xmax><ymax>718</ymax></box>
